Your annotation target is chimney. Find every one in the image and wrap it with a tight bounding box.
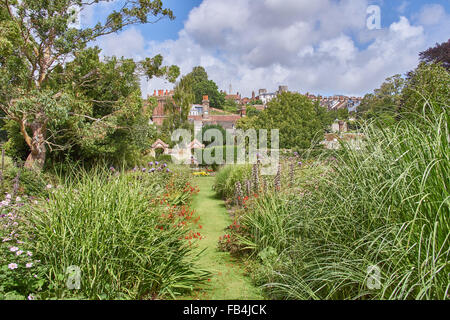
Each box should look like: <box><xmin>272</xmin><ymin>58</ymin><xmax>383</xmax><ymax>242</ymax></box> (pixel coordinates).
<box><xmin>241</xmin><ymin>105</ymin><xmax>247</xmax><ymax>117</ymax></box>
<box><xmin>158</xmin><ymin>90</ymin><xmax>164</xmax><ymax>96</ymax></box>
<box><xmin>202</xmin><ymin>95</ymin><xmax>210</xmax><ymax>119</ymax></box>
<box><xmin>153</xmin><ymin>90</ymin><xmax>157</xmax><ymax>96</ymax></box>
<box><xmin>252</xmin><ymin>91</ymin><xmax>255</xmax><ymax>100</ymax></box>
<box><xmin>165</xmin><ymin>90</ymin><xmax>169</xmax><ymax>96</ymax></box>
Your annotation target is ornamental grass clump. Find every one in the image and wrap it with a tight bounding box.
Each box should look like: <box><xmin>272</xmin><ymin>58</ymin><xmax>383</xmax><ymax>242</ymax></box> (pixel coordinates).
<box><xmin>26</xmin><ymin>167</ymin><xmax>208</xmax><ymax>300</ymax></box>
<box><xmin>237</xmin><ymin>105</ymin><xmax>449</xmax><ymax>300</ymax></box>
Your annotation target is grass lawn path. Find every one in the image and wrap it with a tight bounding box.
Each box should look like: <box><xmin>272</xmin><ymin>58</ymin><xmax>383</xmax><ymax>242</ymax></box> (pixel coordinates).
<box><xmin>180</xmin><ymin>177</ymin><xmax>263</xmax><ymax>300</ymax></box>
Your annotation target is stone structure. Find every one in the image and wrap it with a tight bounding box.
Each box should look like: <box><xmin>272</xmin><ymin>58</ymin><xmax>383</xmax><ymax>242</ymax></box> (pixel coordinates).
<box><xmin>331</xmin><ymin>120</ymin><xmax>348</xmax><ymax>133</ymax></box>
<box><xmin>150</xmin><ymin>89</ymin><xmax>175</xmax><ymax>126</ymax></box>
<box><xmin>149</xmin><ymin>139</ymin><xmax>170</xmax><ymax>157</ymax></box>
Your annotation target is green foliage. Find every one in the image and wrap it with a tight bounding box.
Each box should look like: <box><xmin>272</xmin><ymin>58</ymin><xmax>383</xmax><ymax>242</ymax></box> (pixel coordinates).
<box><xmin>357</xmin><ymin>74</ymin><xmax>405</xmax><ymax>125</ymax></box>
<box><xmin>181</xmin><ymin>66</ymin><xmax>225</xmax><ymax>109</ymax></box>
<box><xmin>24</xmin><ymin>168</ymin><xmax>208</xmax><ymax>299</ymax></box>
<box><xmin>357</xmin><ymin>43</ymin><xmax>450</xmax><ymax>125</ymax></box>
<box><xmin>223</xmin><ymin>98</ymin><xmax>239</xmax><ymax>113</ymax></box>
<box><xmin>419</xmin><ymin>39</ymin><xmax>450</xmax><ymax>71</ymax></box>
<box><xmin>213</xmin><ymin>164</ymin><xmax>252</xmax><ymax>199</ymax></box>
<box><xmin>195</xmin><ymin>145</ymin><xmax>240</xmax><ymax>169</ymax></box>
<box><xmin>162</xmin><ymin>74</ymin><xmax>195</xmax><ymax>134</ymax></box>
<box><xmin>246</xmin><ymin>106</ymin><xmax>261</xmax><ymax>118</ymax></box>
<box><xmin>0</xmin><ymin>0</ymin><xmax>178</xmax><ymax>169</ymax></box>
<box><xmin>140</xmin><ymin>54</ymin><xmax>180</xmax><ymax>83</ymax></box>
<box><xmin>249</xmin><ymin>99</ymin><xmax>263</xmax><ymax>105</ymax></box>
<box><xmin>2</xmin><ymin>121</ymin><xmax>29</xmax><ymax>160</ymax></box>
<box><xmin>0</xmin><ymin>200</ymin><xmax>48</xmax><ymax>300</ymax></box>
<box><xmin>233</xmin><ymin>106</ymin><xmax>449</xmax><ymax>300</ymax></box>
<box><xmin>199</xmin><ymin>124</ymin><xmax>227</xmax><ymax>147</ymax></box>
<box><xmin>2</xmin><ymin>166</ymin><xmax>50</xmax><ymax>198</ymax></box>
<box><xmin>400</xmin><ymin>63</ymin><xmax>450</xmax><ymax>117</ymax></box>
<box><xmin>237</xmin><ymin>92</ymin><xmax>326</xmax><ymax>149</ymax></box>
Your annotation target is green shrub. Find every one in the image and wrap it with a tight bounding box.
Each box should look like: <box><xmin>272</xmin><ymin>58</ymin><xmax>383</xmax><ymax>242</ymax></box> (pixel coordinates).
<box><xmin>156</xmin><ymin>154</ymin><xmax>173</xmax><ymax>163</ymax></box>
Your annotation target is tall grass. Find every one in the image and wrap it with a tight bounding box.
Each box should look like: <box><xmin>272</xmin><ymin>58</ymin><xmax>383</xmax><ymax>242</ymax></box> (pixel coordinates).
<box><xmin>26</xmin><ymin>168</ymin><xmax>208</xmax><ymax>299</ymax></box>
<box><xmin>213</xmin><ymin>164</ymin><xmax>252</xmax><ymax>199</ymax></box>
<box><xmin>232</xmin><ymin>106</ymin><xmax>449</xmax><ymax>299</ymax></box>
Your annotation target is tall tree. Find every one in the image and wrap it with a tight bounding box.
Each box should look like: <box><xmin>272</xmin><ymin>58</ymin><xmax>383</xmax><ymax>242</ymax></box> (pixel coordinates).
<box><xmin>237</xmin><ymin>92</ymin><xmax>325</xmax><ymax>149</ymax></box>
<box><xmin>182</xmin><ymin>66</ymin><xmax>225</xmax><ymax>109</ymax></box>
<box><xmin>0</xmin><ymin>0</ymin><xmax>178</xmax><ymax>170</ymax></box>
<box><xmin>162</xmin><ymin>75</ymin><xmax>194</xmax><ymax>133</ymax></box>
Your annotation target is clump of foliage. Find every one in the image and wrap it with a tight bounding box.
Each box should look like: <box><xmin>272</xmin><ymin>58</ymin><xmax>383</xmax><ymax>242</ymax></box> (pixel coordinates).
<box><xmin>0</xmin><ymin>1</ymin><xmax>179</xmax><ymax>170</ymax></box>
<box><xmin>237</xmin><ymin>92</ymin><xmax>330</xmax><ymax>149</ymax></box>
<box><xmin>179</xmin><ymin>66</ymin><xmax>225</xmax><ymax>109</ymax></box>
<box><xmin>3</xmin><ymin>166</ymin><xmax>209</xmax><ymax>300</ymax></box>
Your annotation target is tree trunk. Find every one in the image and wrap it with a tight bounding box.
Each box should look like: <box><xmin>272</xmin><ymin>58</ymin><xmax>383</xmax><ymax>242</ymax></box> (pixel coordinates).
<box><xmin>24</xmin><ymin>122</ymin><xmax>47</xmax><ymax>171</ymax></box>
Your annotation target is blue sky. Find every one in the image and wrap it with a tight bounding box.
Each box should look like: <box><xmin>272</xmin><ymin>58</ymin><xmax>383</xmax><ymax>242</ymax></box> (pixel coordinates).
<box><xmin>83</xmin><ymin>0</ymin><xmax>450</xmax><ymax>97</ymax></box>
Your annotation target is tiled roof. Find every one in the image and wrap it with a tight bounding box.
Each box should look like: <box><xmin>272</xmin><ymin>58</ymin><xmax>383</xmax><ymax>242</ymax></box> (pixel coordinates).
<box><xmin>188</xmin><ymin>115</ymin><xmax>241</xmax><ymax>123</ymax></box>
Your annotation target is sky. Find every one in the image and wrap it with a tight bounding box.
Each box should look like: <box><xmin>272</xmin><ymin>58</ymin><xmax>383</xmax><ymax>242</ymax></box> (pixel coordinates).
<box><xmin>80</xmin><ymin>0</ymin><xmax>450</xmax><ymax>98</ymax></box>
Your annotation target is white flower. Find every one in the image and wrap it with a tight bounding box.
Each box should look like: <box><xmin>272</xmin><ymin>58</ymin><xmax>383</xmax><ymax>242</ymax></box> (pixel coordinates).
<box><xmin>9</xmin><ymin>246</ymin><xmax>19</xmax><ymax>252</ymax></box>
<box><xmin>26</xmin><ymin>263</ymin><xmax>33</xmax><ymax>268</ymax></box>
<box><xmin>8</xmin><ymin>263</ymin><xmax>18</xmax><ymax>270</ymax></box>
<box><xmin>16</xmin><ymin>250</ymin><xmax>23</xmax><ymax>256</ymax></box>
<box><xmin>46</xmin><ymin>184</ymin><xmax>53</xmax><ymax>189</ymax></box>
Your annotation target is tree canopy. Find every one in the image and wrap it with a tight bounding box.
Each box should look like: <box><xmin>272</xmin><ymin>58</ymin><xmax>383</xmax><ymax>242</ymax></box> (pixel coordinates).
<box><xmin>0</xmin><ymin>0</ymin><xmax>179</xmax><ymax>169</ymax></box>
<box><xmin>357</xmin><ymin>74</ymin><xmax>405</xmax><ymax>125</ymax></box>
<box><xmin>237</xmin><ymin>92</ymin><xmax>328</xmax><ymax>149</ymax></box>
<box><xmin>419</xmin><ymin>39</ymin><xmax>450</xmax><ymax>71</ymax></box>
<box><xmin>181</xmin><ymin>66</ymin><xmax>225</xmax><ymax>109</ymax></box>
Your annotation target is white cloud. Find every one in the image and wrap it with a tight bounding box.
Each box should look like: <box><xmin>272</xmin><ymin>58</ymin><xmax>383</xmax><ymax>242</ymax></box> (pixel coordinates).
<box><xmin>97</xmin><ymin>27</ymin><xmax>146</xmax><ymax>59</ymax></box>
<box><xmin>94</xmin><ymin>0</ymin><xmax>448</xmax><ymax>98</ymax></box>
<box><xmin>415</xmin><ymin>4</ymin><xmax>446</xmax><ymax>26</ymax></box>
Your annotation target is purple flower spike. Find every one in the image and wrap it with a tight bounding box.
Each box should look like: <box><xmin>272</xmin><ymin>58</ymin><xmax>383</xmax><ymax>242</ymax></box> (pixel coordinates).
<box><xmin>110</xmin><ymin>167</ymin><xmax>115</xmax><ymax>172</ymax></box>
<box><xmin>298</xmin><ymin>162</ymin><xmax>303</xmax><ymax>166</ymax></box>
<box><xmin>155</xmin><ymin>161</ymin><xmax>159</xmax><ymax>166</ymax></box>
<box><xmin>149</xmin><ymin>162</ymin><xmax>154</xmax><ymax>167</ymax></box>
<box><xmin>142</xmin><ymin>168</ymin><xmax>147</xmax><ymax>172</ymax></box>
<box><xmin>166</xmin><ymin>169</ymin><xmax>171</xmax><ymax>173</ymax></box>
